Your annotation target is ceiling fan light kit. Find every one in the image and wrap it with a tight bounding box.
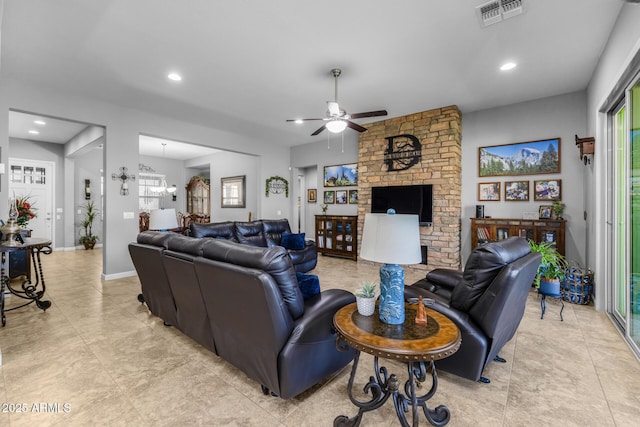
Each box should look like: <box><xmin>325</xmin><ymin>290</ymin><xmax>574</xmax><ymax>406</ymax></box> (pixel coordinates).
<box><xmin>287</xmin><ymin>68</ymin><xmax>388</xmax><ymax>136</ymax></box>
<box><xmin>326</xmin><ymin>119</ymin><xmax>347</xmax><ymax>133</ymax></box>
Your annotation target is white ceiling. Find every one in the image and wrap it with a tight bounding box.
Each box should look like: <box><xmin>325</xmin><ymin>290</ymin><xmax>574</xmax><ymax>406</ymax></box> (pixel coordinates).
<box><xmin>1</xmin><ymin>0</ymin><xmax>628</xmax><ymax>149</ymax></box>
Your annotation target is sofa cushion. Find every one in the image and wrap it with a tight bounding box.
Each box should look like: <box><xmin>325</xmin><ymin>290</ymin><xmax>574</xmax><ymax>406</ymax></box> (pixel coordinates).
<box><xmin>262</xmin><ymin>219</ymin><xmax>292</xmax><ymax>247</ymax></box>
<box><xmin>281</xmin><ymin>232</ymin><xmax>306</xmax><ymax>250</ymax></box>
<box><xmin>295</xmin><ymin>272</ymin><xmax>320</xmax><ymax>300</ymax></box>
<box><xmin>201</xmin><ymin>239</ymin><xmax>305</xmax><ymax>319</ymax></box>
<box><xmin>235</xmin><ymin>221</ymin><xmax>267</xmax><ymax>247</ymax></box>
<box><xmin>137</xmin><ymin>230</ymin><xmax>174</xmax><ymax>248</ymax></box>
<box><xmin>190</xmin><ymin>222</ymin><xmax>237</xmax><ymax>241</ymax></box>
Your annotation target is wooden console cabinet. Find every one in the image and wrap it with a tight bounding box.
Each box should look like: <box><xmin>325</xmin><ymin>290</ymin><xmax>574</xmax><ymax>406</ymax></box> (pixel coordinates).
<box><xmin>471</xmin><ymin>217</ymin><xmax>566</xmax><ymax>256</ymax></box>
<box><xmin>315</xmin><ymin>215</ymin><xmax>357</xmax><ymax>260</ymax></box>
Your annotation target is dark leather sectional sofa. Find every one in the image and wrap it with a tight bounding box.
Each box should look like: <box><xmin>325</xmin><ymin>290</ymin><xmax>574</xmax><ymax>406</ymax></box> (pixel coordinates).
<box><xmin>129</xmin><ymin>230</ymin><xmax>355</xmax><ymax>399</ymax></box>
<box><xmin>189</xmin><ymin>219</ymin><xmax>317</xmax><ymax>273</ymax></box>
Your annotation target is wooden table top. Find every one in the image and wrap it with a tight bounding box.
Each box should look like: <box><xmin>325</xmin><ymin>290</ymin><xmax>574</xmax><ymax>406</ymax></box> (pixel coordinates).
<box><xmin>334</xmin><ymin>302</ymin><xmax>461</xmax><ymax>362</ymax></box>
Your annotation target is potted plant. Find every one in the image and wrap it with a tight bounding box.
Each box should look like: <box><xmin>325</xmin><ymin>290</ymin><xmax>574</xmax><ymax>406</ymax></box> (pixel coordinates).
<box><xmin>552</xmin><ymin>201</ymin><xmax>565</xmax><ymax>220</ymax></box>
<box><xmin>355</xmin><ymin>281</ymin><xmax>377</xmax><ymax>316</ymax></box>
<box><xmin>78</xmin><ymin>201</ymin><xmax>99</xmax><ymax>250</ymax></box>
<box><xmin>529</xmin><ymin>240</ymin><xmax>567</xmax><ymax>295</ymax></box>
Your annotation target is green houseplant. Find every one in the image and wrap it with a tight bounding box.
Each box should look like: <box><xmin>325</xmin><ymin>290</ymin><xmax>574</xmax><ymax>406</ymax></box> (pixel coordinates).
<box><xmin>355</xmin><ymin>281</ymin><xmax>377</xmax><ymax>316</ymax></box>
<box><xmin>552</xmin><ymin>201</ymin><xmax>565</xmax><ymax>220</ymax></box>
<box><xmin>79</xmin><ymin>201</ymin><xmax>99</xmax><ymax>250</ymax></box>
<box><xmin>529</xmin><ymin>240</ymin><xmax>567</xmax><ymax>295</ymax></box>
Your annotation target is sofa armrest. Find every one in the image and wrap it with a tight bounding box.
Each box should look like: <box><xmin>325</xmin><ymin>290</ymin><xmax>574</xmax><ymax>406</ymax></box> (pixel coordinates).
<box><xmin>425</xmin><ymin>268</ymin><xmax>463</xmax><ymax>290</ymax></box>
<box><xmin>287</xmin><ymin>289</ymin><xmax>355</xmax><ymax>344</ymax></box>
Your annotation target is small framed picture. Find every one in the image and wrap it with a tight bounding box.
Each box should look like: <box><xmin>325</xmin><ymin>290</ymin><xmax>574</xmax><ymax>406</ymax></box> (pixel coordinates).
<box><xmin>478</xmin><ymin>182</ymin><xmax>501</xmax><ymax>201</ymax></box>
<box><xmin>307</xmin><ymin>188</ymin><xmax>317</xmax><ymax>203</ymax></box>
<box><xmin>534</xmin><ymin>179</ymin><xmax>562</xmax><ymax>201</ymax></box>
<box><xmin>539</xmin><ymin>205</ymin><xmax>553</xmax><ymax>219</ymax></box>
<box><xmin>504</xmin><ymin>181</ymin><xmax>529</xmax><ymax>201</ymax></box>
<box><xmin>348</xmin><ymin>189</ymin><xmax>358</xmax><ymax>204</ymax></box>
<box><xmin>335</xmin><ymin>190</ymin><xmax>348</xmax><ymax>204</ymax></box>
<box><xmin>324</xmin><ymin>190</ymin><xmax>335</xmax><ymax>204</ymax></box>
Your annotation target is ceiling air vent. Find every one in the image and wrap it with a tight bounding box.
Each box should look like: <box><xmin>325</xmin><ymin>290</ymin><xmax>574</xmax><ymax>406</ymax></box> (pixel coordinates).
<box><xmin>476</xmin><ymin>0</ymin><xmax>524</xmax><ymax>27</ymax></box>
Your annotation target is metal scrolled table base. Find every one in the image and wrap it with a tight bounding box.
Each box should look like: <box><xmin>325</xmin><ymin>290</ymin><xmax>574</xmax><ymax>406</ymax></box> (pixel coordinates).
<box><xmin>1</xmin><ymin>241</ymin><xmax>52</xmax><ymax>327</ymax></box>
<box><xmin>334</xmin><ymin>351</ymin><xmax>451</xmax><ymax>427</ymax></box>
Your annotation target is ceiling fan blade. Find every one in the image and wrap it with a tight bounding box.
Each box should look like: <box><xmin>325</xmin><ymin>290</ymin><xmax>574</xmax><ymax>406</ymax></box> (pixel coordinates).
<box><xmin>349</xmin><ymin>110</ymin><xmax>388</xmax><ymax>119</ymax></box>
<box><xmin>327</xmin><ymin>101</ymin><xmax>340</xmax><ymax>117</ymax></box>
<box><xmin>311</xmin><ymin>125</ymin><xmax>326</xmax><ymax>136</ymax></box>
<box><xmin>345</xmin><ymin>121</ymin><xmax>367</xmax><ymax>132</ymax></box>
<box><xmin>286</xmin><ymin>118</ymin><xmax>325</xmax><ymax>122</ymax></box>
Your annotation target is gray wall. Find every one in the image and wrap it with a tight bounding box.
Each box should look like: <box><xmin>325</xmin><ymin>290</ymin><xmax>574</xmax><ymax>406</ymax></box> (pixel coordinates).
<box><xmin>291</xmin><ymin>134</ymin><xmax>359</xmax><ymax>236</ymax></box>
<box><xmin>461</xmin><ymin>91</ymin><xmax>588</xmax><ymax>265</ymax></box>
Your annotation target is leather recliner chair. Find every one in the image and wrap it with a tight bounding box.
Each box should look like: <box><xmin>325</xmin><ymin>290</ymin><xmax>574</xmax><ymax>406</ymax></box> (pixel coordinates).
<box><xmin>405</xmin><ymin>237</ymin><xmax>541</xmax><ymax>383</ymax></box>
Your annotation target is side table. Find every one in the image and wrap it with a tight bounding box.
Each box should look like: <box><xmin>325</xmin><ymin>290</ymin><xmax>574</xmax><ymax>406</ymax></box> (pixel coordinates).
<box><xmin>333</xmin><ymin>302</ymin><xmax>461</xmax><ymax>427</ymax></box>
<box><xmin>0</xmin><ymin>237</ymin><xmax>53</xmax><ymax>326</ymax></box>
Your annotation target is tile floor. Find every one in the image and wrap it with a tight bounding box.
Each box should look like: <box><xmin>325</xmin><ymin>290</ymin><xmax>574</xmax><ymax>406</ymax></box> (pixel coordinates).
<box><xmin>1</xmin><ymin>248</ymin><xmax>639</xmax><ymax>426</ymax></box>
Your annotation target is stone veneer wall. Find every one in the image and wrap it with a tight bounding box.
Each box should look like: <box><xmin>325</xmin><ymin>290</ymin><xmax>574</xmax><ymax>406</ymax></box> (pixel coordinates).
<box><xmin>358</xmin><ymin>105</ymin><xmax>462</xmax><ymax>270</ymax></box>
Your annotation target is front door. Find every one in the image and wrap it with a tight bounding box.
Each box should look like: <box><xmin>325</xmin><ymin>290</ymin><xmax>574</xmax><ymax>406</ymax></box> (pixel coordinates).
<box><xmin>8</xmin><ymin>158</ymin><xmax>54</xmax><ymax>242</ymax></box>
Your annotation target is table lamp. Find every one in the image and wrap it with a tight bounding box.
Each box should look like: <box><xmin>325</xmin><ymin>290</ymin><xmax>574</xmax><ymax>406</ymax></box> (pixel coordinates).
<box><xmin>360</xmin><ymin>210</ymin><xmax>421</xmax><ymax>324</ymax></box>
<box><xmin>149</xmin><ymin>208</ymin><xmax>179</xmax><ymax>232</ymax></box>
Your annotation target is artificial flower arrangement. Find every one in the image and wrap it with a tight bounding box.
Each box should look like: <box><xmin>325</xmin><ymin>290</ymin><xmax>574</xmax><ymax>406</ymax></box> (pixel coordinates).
<box><xmin>15</xmin><ymin>195</ymin><xmax>37</xmax><ymax>228</ymax></box>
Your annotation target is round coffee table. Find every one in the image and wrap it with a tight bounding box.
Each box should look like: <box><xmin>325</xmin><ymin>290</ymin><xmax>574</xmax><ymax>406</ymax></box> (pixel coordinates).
<box><xmin>333</xmin><ymin>301</ymin><xmax>461</xmax><ymax>427</ymax></box>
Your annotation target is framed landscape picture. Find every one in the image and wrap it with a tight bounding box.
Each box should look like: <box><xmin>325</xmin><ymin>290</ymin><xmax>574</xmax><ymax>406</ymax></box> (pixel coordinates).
<box><xmin>534</xmin><ymin>179</ymin><xmax>562</xmax><ymax>201</ymax></box>
<box><xmin>479</xmin><ymin>138</ymin><xmax>561</xmax><ymax>177</ymax></box>
<box><xmin>478</xmin><ymin>182</ymin><xmax>501</xmax><ymax>201</ymax></box>
<box><xmin>504</xmin><ymin>180</ymin><xmax>529</xmax><ymax>201</ymax></box>
<box><xmin>324</xmin><ymin>190</ymin><xmax>335</xmax><ymax>204</ymax></box>
<box><xmin>324</xmin><ymin>163</ymin><xmax>358</xmax><ymax>187</ymax></box>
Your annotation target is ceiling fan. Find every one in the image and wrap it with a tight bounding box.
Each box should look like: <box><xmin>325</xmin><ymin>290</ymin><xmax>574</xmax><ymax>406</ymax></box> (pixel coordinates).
<box><xmin>287</xmin><ymin>68</ymin><xmax>388</xmax><ymax>136</ymax></box>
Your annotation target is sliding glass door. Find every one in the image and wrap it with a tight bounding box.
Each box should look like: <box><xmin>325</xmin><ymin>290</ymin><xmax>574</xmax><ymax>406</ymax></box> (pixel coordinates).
<box><xmin>610</xmin><ymin>75</ymin><xmax>640</xmax><ymax>351</ymax></box>
<box><xmin>630</xmin><ymin>79</ymin><xmax>640</xmax><ymax>346</ymax></box>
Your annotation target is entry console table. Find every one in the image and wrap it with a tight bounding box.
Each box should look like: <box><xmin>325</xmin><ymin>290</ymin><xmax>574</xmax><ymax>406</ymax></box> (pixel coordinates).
<box><xmin>0</xmin><ymin>238</ymin><xmax>52</xmax><ymax>326</ymax></box>
<box><xmin>333</xmin><ymin>302</ymin><xmax>461</xmax><ymax>426</ymax></box>
<box><xmin>471</xmin><ymin>217</ymin><xmax>566</xmax><ymax>256</ymax></box>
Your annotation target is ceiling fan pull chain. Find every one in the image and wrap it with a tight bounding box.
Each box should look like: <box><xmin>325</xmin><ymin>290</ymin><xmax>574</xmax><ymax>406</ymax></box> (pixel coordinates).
<box><xmin>341</xmin><ymin>132</ymin><xmax>344</xmax><ymax>153</ymax></box>
<box><xmin>327</xmin><ymin>131</ymin><xmax>330</xmax><ymax>150</ymax></box>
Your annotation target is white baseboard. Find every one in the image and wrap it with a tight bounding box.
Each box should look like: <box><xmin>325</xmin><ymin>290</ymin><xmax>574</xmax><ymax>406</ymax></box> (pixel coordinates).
<box><xmin>102</xmin><ymin>270</ymin><xmax>136</xmax><ymax>281</ymax></box>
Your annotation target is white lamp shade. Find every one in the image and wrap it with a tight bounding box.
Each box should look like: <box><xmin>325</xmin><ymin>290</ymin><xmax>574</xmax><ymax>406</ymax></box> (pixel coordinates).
<box><xmin>360</xmin><ymin>213</ymin><xmax>422</xmax><ymax>265</ymax></box>
<box><xmin>149</xmin><ymin>208</ymin><xmax>179</xmax><ymax>230</ymax></box>
<box><xmin>326</xmin><ymin>119</ymin><xmax>347</xmax><ymax>133</ymax></box>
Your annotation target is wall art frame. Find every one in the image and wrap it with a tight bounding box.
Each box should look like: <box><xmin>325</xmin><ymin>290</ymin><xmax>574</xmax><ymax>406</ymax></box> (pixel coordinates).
<box><xmin>323</xmin><ymin>163</ymin><xmax>358</xmax><ymax>187</ymax></box>
<box><xmin>324</xmin><ymin>190</ymin><xmax>335</xmax><ymax>204</ymax></box>
<box><xmin>504</xmin><ymin>180</ymin><xmax>529</xmax><ymax>201</ymax></box>
<box><xmin>534</xmin><ymin>179</ymin><xmax>562</xmax><ymax>201</ymax></box>
<box><xmin>307</xmin><ymin>188</ymin><xmax>317</xmax><ymax>203</ymax></box>
<box><xmin>478</xmin><ymin>182</ymin><xmax>501</xmax><ymax>201</ymax></box>
<box><xmin>348</xmin><ymin>189</ymin><xmax>358</xmax><ymax>204</ymax></box>
<box><xmin>335</xmin><ymin>190</ymin><xmax>348</xmax><ymax>204</ymax></box>
<box><xmin>478</xmin><ymin>137</ymin><xmax>561</xmax><ymax>177</ymax></box>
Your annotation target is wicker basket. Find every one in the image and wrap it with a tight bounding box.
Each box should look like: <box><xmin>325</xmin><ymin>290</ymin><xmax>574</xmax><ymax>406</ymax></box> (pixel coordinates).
<box><xmin>561</xmin><ymin>265</ymin><xmax>593</xmax><ymax>305</ymax></box>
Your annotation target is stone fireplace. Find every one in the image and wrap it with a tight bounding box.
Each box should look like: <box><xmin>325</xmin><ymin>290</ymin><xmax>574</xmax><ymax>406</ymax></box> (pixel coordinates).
<box><xmin>357</xmin><ymin>105</ymin><xmax>462</xmax><ymax>270</ymax></box>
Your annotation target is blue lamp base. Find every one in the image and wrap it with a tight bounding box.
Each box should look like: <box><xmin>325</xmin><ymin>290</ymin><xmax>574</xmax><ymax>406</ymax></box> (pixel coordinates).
<box><xmin>378</xmin><ymin>263</ymin><xmax>405</xmax><ymax>324</ymax></box>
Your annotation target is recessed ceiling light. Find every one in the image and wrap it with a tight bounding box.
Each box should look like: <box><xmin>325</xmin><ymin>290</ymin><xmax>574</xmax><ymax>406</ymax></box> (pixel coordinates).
<box><xmin>167</xmin><ymin>73</ymin><xmax>182</xmax><ymax>81</ymax></box>
<box><xmin>28</xmin><ymin>130</ymin><xmax>39</xmax><ymax>135</ymax></box>
<box><xmin>34</xmin><ymin>120</ymin><xmax>46</xmax><ymax>125</ymax></box>
<box><xmin>500</xmin><ymin>62</ymin><xmax>517</xmax><ymax>71</ymax></box>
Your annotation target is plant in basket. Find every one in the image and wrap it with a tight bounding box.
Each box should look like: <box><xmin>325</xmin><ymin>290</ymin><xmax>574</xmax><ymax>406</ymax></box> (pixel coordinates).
<box><xmin>355</xmin><ymin>281</ymin><xmax>377</xmax><ymax>316</ymax></box>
